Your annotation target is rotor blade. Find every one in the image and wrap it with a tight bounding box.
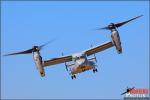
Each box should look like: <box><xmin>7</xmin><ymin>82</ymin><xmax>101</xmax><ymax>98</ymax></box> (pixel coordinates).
<box><xmin>97</xmin><ymin>26</ymin><xmax>109</xmax><ymax>30</ymax></box>
<box><xmin>4</xmin><ymin>48</ymin><xmax>33</xmax><ymax>56</ymax></box>
<box><xmin>39</xmin><ymin>39</ymin><xmax>56</xmax><ymax>50</ymax></box>
<box><xmin>115</xmin><ymin>15</ymin><xmax>143</xmax><ymax>28</ymax></box>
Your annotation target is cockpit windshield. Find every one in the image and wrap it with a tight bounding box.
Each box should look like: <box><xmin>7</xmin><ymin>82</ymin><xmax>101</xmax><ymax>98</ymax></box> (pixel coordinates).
<box><xmin>72</xmin><ymin>53</ymin><xmax>87</xmax><ymax>62</ymax></box>
<box><xmin>74</xmin><ymin>55</ymin><xmax>86</xmax><ymax>65</ymax></box>
<box><xmin>74</xmin><ymin>55</ymin><xmax>86</xmax><ymax>61</ymax></box>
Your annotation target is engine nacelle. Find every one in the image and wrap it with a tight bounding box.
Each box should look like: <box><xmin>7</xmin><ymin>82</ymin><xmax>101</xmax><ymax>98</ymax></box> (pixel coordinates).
<box><xmin>111</xmin><ymin>29</ymin><xmax>122</xmax><ymax>54</ymax></box>
<box><xmin>33</xmin><ymin>51</ymin><xmax>45</xmax><ymax>77</ymax></box>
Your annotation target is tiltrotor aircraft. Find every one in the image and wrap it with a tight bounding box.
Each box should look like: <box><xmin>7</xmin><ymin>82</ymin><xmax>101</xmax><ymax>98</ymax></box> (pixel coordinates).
<box><xmin>4</xmin><ymin>15</ymin><xmax>142</xmax><ymax>79</ymax></box>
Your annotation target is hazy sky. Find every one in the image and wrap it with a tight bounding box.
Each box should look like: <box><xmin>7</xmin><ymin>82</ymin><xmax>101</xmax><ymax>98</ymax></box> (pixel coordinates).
<box><xmin>1</xmin><ymin>1</ymin><xmax>149</xmax><ymax>99</ymax></box>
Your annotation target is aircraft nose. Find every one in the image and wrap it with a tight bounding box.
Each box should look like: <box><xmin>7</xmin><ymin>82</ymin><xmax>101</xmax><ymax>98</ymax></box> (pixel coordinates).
<box><xmin>70</xmin><ymin>67</ymin><xmax>76</xmax><ymax>72</ymax></box>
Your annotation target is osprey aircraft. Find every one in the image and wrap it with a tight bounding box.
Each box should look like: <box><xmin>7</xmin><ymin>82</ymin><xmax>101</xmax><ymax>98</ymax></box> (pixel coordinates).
<box><xmin>4</xmin><ymin>15</ymin><xmax>142</xmax><ymax>79</ymax></box>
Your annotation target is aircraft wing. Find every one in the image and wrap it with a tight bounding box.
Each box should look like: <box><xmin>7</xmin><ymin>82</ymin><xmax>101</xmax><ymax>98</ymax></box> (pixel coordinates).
<box><xmin>84</xmin><ymin>41</ymin><xmax>114</xmax><ymax>56</ymax></box>
<box><xmin>43</xmin><ymin>55</ymin><xmax>72</xmax><ymax>67</ymax></box>
<box><xmin>43</xmin><ymin>41</ymin><xmax>113</xmax><ymax>67</ymax></box>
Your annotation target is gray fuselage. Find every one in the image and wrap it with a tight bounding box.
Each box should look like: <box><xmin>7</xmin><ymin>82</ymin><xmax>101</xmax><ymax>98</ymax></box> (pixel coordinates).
<box><xmin>70</xmin><ymin>54</ymin><xmax>96</xmax><ymax>75</ymax></box>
